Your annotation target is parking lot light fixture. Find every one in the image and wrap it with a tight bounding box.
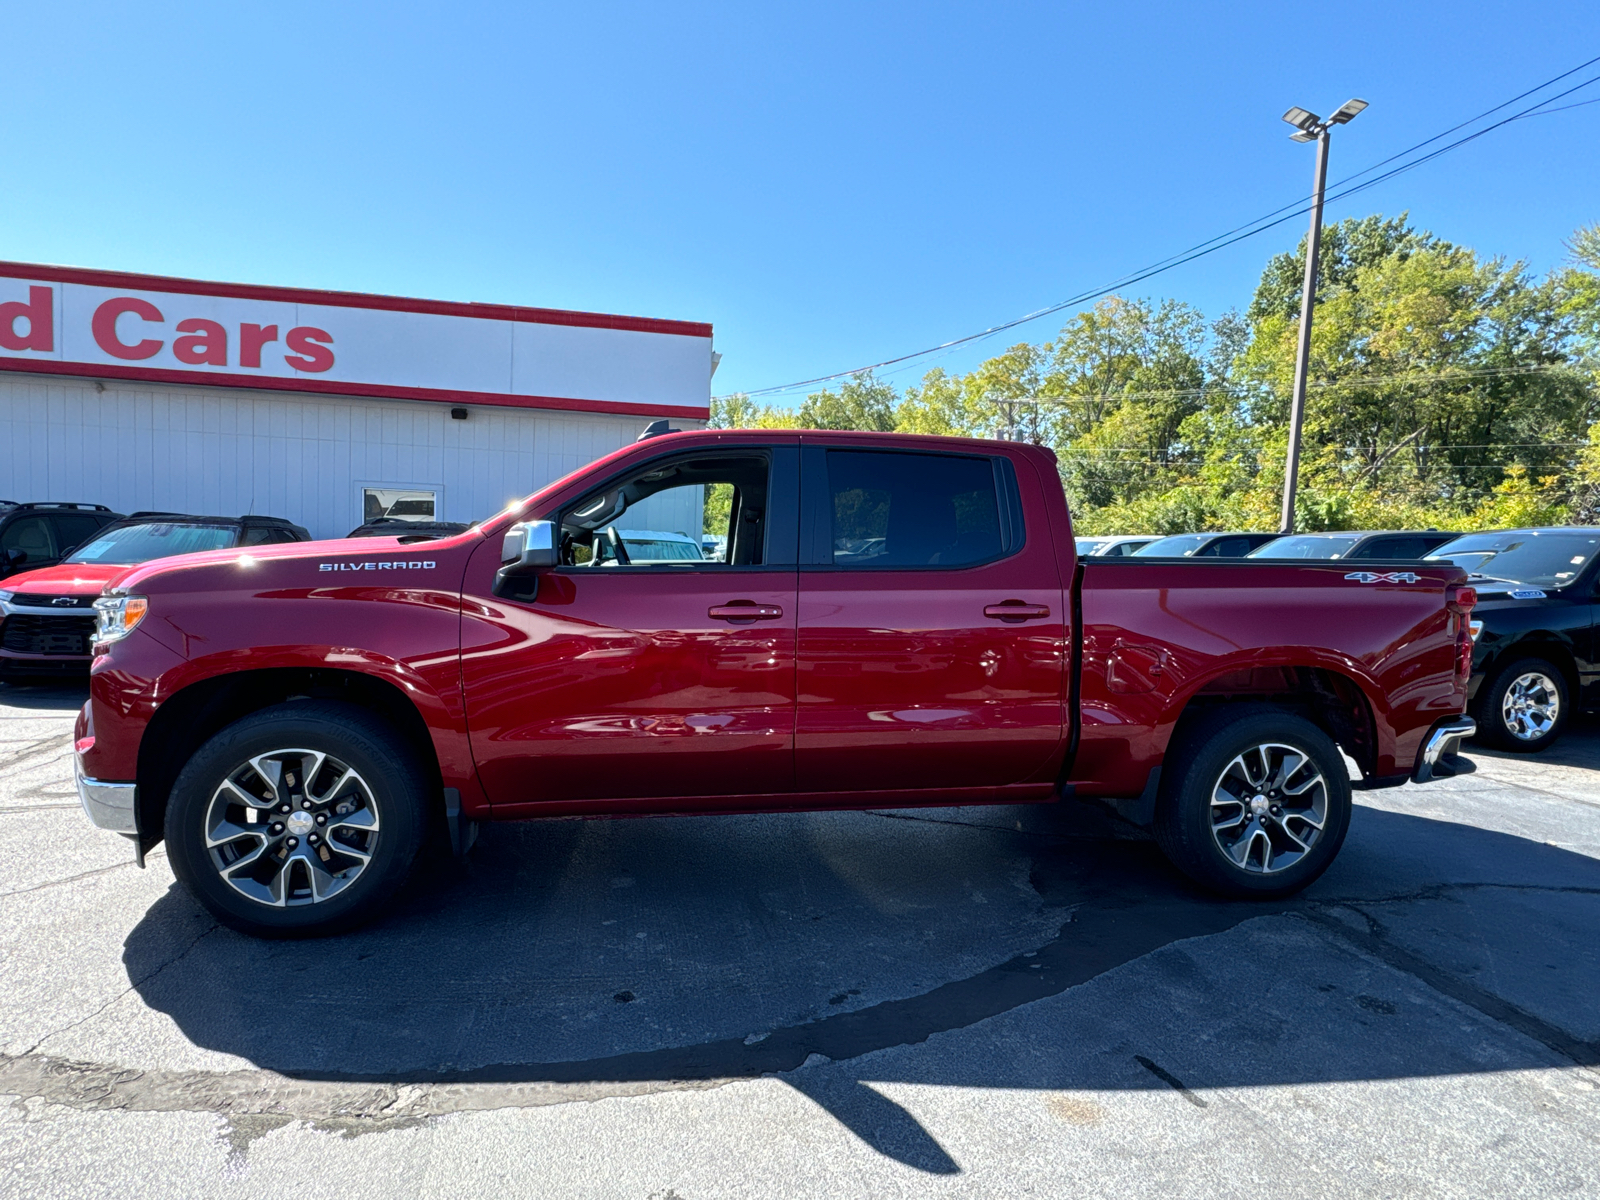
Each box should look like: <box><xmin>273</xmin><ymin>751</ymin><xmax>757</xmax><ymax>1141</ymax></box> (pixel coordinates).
<box><xmin>1330</xmin><ymin>98</ymin><xmax>1369</xmax><ymax>124</ymax></box>
<box><xmin>1278</xmin><ymin>98</ymin><xmax>1367</xmax><ymax>533</ymax></box>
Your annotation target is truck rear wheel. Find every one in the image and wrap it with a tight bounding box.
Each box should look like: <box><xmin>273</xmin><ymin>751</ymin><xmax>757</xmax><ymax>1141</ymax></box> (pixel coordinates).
<box><xmin>1154</xmin><ymin>706</ymin><xmax>1351</xmax><ymax>898</ymax></box>
<box><xmin>164</xmin><ymin>701</ymin><xmax>429</xmax><ymax>937</ymax></box>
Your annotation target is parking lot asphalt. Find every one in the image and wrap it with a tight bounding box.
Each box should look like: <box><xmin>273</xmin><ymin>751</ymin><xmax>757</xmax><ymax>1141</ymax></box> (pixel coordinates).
<box><xmin>2</xmin><ymin>679</ymin><xmax>1598</xmax><ymax>1198</ymax></box>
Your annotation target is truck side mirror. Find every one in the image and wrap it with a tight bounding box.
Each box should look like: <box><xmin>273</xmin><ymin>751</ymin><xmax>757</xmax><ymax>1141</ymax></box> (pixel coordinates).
<box><xmin>493</xmin><ymin>520</ymin><xmax>557</xmax><ymax>601</ymax></box>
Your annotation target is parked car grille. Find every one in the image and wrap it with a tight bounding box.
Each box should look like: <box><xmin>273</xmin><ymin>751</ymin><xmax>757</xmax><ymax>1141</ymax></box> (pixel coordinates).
<box><xmin>7</xmin><ymin>594</ymin><xmax>97</xmax><ymax>608</ymax></box>
<box><xmin>1</xmin><ymin>615</ymin><xmax>95</xmax><ymax>656</ymax></box>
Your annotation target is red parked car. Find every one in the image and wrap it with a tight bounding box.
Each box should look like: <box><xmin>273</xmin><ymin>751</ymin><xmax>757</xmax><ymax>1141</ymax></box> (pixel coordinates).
<box><xmin>0</xmin><ymin>513</ymin><xmax>309</xmax><ymax>680</ymax></box>
<box><xmin>71</xmin><ymin>430</ymin><xmax>1477</xmax><ymax>936</ymax></box>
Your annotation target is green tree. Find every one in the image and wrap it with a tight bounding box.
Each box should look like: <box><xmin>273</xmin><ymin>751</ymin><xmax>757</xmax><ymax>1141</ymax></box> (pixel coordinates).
<box><xmin>797</xmin><ymin>372</ymin><xmax>897</xmax><ymax>431</ymax></box>
<box><xmin>708</xmin><ymin>212</ymin><xmax>1600</xmax><ymax>535</ymax></box>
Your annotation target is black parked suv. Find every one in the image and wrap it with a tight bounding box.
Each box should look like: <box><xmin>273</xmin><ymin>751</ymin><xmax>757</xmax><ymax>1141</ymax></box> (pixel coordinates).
<box><xmin>1425</xmin><ymin>527</ymin><xmax>1600</xmax><ymax>752</ymax></box>
<box><xmin>345</xmin><ymin>518</ymin><xmax>472</xmax><ymax>542</ymax></box>
<box><xmin>0</xmin><ymin>502</ymin><xmax>123</xmax><ymax>580</ymax></box>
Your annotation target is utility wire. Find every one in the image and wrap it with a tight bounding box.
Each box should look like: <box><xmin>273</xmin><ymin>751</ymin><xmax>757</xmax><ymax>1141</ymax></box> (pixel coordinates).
<box><xmin>727</xmin><ymin>56</ymin><xmax>1600</xmax><ymax>401</ymax></box>
<box><xmin>811</xmin><ymin>363</ymin><xmax>1585</xmax><ymax>409</ymax></box>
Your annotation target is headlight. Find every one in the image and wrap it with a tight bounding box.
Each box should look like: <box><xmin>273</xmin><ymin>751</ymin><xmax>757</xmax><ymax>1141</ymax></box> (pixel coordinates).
<box><xmin>1468</xmin><ymin>619</ymin><xmax>1484</xmax><ymax>642</ymax></box>
<box><xmin>92</xmin><ymin>595</ymin><xmax>149</xmax><ymax>645</ymax></box>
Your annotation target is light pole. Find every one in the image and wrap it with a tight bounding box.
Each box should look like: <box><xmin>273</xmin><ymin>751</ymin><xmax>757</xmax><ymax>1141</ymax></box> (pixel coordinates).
<box><xmin>1278</xmin><ymin>97</ymin><xmax>1367</xmax><ymax>533</ymax></box>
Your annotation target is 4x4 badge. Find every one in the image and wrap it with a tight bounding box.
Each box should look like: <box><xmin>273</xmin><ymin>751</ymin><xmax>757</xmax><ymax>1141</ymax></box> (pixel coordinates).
<box><xmin>1344</xmin><ymin>571</ymin><xmax>1421</xmax><ymax>584</ymax></box>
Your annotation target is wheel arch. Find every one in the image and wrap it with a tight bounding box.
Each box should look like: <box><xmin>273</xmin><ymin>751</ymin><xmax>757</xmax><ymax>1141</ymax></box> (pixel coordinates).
<box><xmin>136</xmin><ymin>667</ymin><xmax>447</xmax><ymax>848</ymax></box>
<box><xmin>1160</xmin><ymin>661</ymin><xmax>1384</xmax><ymax>781</ymax></box>
<box><xmin>1476</xmin><ymin>636</ymin><xmax>1579</xmax><ymax>707</ymax></box>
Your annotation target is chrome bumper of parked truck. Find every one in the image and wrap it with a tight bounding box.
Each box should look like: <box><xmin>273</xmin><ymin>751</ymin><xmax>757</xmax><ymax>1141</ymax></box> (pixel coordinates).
<box><xmin>74</xmin><ymin>757</ymin><xmax>138</xmax><ymax>834</ymax></box>
<box><xmin>1412</xmin><ymin>716</ymin><xmax>1476</xmax><ymax>784</ymax></box>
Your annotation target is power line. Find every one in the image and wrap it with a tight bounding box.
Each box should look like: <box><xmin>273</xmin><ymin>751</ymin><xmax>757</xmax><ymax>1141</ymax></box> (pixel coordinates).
<box><xmin>754</xmin><ymin>363</ymin><xmax>1584</xmax><ymax>410</ymax></box>
<box><xmin>726</xmin><ymin>56</ymin><xmax>1600</xmax><ymax>401</ymax></box>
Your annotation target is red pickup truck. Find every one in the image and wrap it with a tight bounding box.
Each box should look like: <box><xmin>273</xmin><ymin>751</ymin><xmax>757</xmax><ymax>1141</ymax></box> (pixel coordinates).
<box><xmin>72</xmin><ymin>430</ymin><xmax>1478</xmax><ymax>936</ymax></box>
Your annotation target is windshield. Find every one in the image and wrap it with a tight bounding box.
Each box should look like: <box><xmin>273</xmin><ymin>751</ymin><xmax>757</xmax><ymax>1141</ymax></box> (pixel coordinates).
<box><xmin>1074</xmin><ymin>538</ymin><xmax>1109</xmax><ymax>554</ymax></box>
<box><xmin>1133</xmin><ymin>533</ymin><xmax>1211</xmax><ymax>557</ymax></box>
<box><xmin>1248</xmin><ymin>534</ymin><xmax>1361</xmax><ymax>559</ymax></box>
<box><xmin>1425</xmin><ymin>531</ymin><xmax>1600</xmax><ymax>588</ymax></box>
<box><xmin>66</xmin><ymin>523</ymin><xmax>239</xmax><ymax>565</ymax></box>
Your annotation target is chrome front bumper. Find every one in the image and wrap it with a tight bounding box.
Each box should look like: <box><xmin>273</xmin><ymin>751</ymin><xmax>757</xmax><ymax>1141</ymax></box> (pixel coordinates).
<box><xmin>1412</xmin><ymin>715</ymin><xmax>1476</xmax><ymax>784</ymax></box>
<box><xmin>74</xmin><ymin>756</ymin><xmax>138</xmax><ymax>834</ymax></box>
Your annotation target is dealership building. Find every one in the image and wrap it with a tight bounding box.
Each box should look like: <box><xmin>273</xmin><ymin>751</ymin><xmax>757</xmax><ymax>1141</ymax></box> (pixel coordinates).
<box><xmin>0</xmin><ymin>262</ymin><xmax>713</xmax><ymax>539</ymax></box>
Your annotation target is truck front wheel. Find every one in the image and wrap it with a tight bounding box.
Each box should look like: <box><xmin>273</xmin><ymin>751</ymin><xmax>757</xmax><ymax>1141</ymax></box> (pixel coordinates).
<box><xmin>1154</xmin><ymin>706</ymin><xmax>1352</xmax><ymax>898</ymax></box>
<box><xmin>164</xmin><ymin>701</ymin><xmax>429</xmax><ymax>937</ymax></box>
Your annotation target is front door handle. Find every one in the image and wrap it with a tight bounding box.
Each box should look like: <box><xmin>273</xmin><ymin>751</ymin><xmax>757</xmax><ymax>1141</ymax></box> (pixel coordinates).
<box><xmin>709</xmin><ymin>602</ymin><xmax>784</xmax><ymax>622</ymax></box>
<box><xmin>983</xmin><ymin>602</ymin><xmax>1051</xmax><ymax>621</ymax></box>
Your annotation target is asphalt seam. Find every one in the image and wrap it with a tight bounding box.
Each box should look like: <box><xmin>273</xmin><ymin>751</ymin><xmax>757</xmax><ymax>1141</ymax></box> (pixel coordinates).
<box><xmin>1300</xmin><ymin>907</ymin><xmax>1600</xmax><ymax>1070</ymax></box>
<box><xmin>6</xmin><ymin>880</ymin><xmax>1594</xmax><ymax>1128</ymax></box>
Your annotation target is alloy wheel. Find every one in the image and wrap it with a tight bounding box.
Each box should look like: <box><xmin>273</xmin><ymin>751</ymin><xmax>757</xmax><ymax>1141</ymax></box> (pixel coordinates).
<box><xmin>1208</xmin><ymin>742</ymin><xmax>1328</xmax><ymax>875</ymax></box>
<box><xmin>1501</xmin><ymin>671</ymin><xmax>1561</xmax><ymax>742</ymax></box>
<box><xmin>203</xmin><ymin>749</ymin><xmax>381</xmax><ymax>907</ymax></box>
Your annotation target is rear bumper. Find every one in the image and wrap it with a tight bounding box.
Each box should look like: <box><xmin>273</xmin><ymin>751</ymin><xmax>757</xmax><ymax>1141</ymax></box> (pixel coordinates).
<box><xmin>1412</xmin><ymin>715</ymin><xmax>1476</xmax><ymax>784</ymax></box>
<box><xmin>74</xmin><ymin>755</ymin><xmax>138</xmax><ymax>834</ymax></box>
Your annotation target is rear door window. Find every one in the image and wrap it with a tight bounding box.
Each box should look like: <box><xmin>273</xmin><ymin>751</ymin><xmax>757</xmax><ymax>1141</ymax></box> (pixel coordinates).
<box><xmin>817</xmin><ymin>450</ymin><xmax>1017</xmax><ymax>568</ymax></box>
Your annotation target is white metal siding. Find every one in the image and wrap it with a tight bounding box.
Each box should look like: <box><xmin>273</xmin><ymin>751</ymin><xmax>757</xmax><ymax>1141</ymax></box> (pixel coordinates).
<box><xmin>0</xmin><ymin>373</ymin><xmax>702</xmax><ymax>539</ymax></box>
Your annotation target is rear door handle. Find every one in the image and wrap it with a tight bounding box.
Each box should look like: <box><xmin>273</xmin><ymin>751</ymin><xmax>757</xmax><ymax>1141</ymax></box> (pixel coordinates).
<box><xmin>983</xmin><ymin>602</ymin><xmax>1050</xmax><ymax>621</ymax></box>
<box><xmin>709</xmin><ymin>603</ymin><xmax>784</xmax><ymax>622</ymax></box>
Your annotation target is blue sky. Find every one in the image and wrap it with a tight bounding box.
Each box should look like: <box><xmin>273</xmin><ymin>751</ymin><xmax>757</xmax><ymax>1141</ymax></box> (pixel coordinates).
<box><xmin>5</xmin><ymin>1</ymin><xmax>1599</xmax><ymax>401</ymax></box>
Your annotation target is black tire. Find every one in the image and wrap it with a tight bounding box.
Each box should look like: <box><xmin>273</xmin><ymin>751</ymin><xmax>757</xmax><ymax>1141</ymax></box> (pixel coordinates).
<box><xmin>164</xmin><ymin>701</ymin><xmax>430</xmax><ymax>937</ymax></box>
<box><xmin>1472</xmin><ymin>656</ymin><xmax>1569</xmax><ymax>753</ymax></box>
<box><xmin>1154</xmin><ymin>705</ymin><xmax>1352</xmax><ymax>899</ymax></box>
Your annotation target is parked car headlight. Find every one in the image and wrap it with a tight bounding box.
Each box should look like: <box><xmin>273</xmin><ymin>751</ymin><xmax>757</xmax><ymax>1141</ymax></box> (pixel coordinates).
<box><xmin>92</xmin><ymin>595</ymin><xmax>149</xmax><ymax>645</ymax></box>
<box><xmin>1468</xmin><ymin>619</ymin><xmax>1484</xmax><ymax>642</ymax></box>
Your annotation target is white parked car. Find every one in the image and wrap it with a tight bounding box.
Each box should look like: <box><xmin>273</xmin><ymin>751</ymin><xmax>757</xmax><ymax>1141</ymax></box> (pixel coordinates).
<box><xmin>1075</xmin><ymin>535</ymin><xmax>1159</xmax><ymax>558</ymax></box>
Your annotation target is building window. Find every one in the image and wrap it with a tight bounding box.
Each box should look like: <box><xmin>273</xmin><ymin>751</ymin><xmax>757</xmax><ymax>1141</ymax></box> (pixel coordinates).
<box><xmin>362</xmin><ymin>487</ymin><xmax>439</xmax><ymax>524</ymax></box>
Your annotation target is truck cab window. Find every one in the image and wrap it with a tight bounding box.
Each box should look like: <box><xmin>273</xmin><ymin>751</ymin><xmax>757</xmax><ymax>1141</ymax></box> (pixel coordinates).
<box><xmin>559</xmin><ymin>454</ymin><xmax>770</xmax><ymax>568</ymax></box>
<box><xmin>824</xmin><ymin>450</ymin><xmax>1006</xmax><ymax>568</ymax></box>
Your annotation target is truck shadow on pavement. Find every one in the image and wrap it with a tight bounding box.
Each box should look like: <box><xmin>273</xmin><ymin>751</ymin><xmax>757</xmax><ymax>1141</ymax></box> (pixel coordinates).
<box><xmin>120</xmin><ymin>774</ymin><xmax>1600</xmax><ymax>1175</ymax></box>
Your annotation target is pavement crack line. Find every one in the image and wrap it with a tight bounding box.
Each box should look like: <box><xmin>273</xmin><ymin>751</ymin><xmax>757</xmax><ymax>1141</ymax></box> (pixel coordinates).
<box><xmin>0</xmin><ymin>860</ymin><xmax>142</xmax><ymax>900</ymax></box>
<box><xmin>1451</xmin><ymin>770</ymin><xmax>1600</xmax><ymax>812</ymax></box>
<box><xmin>20</xmin><ymin>921</ymin><xmax>221</xmax><ymax>1058</ymax></box>
<box><xmin>0</xmin><ymin>737</ymin><xmax>72</xmax><ymax>774</ymax></box>
<box><xmin>1309</xmin><ymin>881</ymin><xmax>1600</xmax><ymax>906</ymax></box>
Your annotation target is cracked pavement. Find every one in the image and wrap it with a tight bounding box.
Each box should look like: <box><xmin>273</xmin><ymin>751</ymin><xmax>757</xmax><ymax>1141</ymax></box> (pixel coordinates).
<box><xmin>2</xmin><ymin>679</ymin><xmax>1599</xmax><ymax>1197</ymax></box>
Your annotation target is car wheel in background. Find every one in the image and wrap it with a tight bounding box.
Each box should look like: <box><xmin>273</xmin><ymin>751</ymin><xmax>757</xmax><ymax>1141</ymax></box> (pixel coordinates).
<box><xmin>164</xmin><ymin>701</ymin><xmax>429</xmax><ymax>937</ymax></box>
<box><xmin>1154</xmin><ymin>705</ymin><xmax>1352</xmax><ymax>899</ymax></box>
<box><xmin>1474</xmin><ymin>656</ymin><xmax>1568</xmax><ymax>753</ymax></box>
